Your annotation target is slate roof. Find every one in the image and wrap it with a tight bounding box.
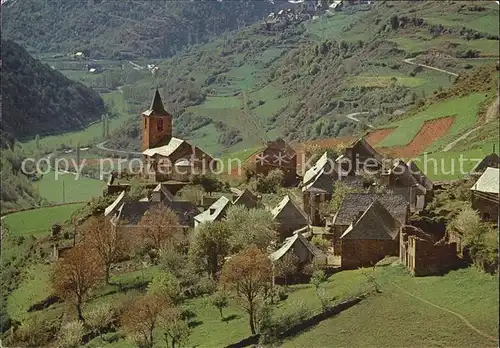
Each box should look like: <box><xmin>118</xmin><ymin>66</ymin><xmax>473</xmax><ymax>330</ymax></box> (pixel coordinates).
<box><xmin>271</xmin><ymin>195</ymin><xmax>309</xmax><ymax>222</ymax></box>
<box><xmin>115</xmin><ymin>199</ymin><xmax>200</xmax><ymax>227</ymax></box>
<box><xmin>407</xmin><ymin>160</ymin><xmax>433</xmax><ymax>190</ymax></box>
<box><xmin>470</xmin><ymin>153</ymin><xmax>500</xmax><ymax>174</ymax></box>
<box><xmin>194</xmin><ymin>196</ymin><xmax>231</xmax><ymax>224</ymax></box>
<box><xmin>105</xmin><ymin>190</ymin><xmax>126</xmax><ymax>216</ymax></box>
<box><xmin>303</xmin><ymin>170</ymin><xmax>334</xmax><ymax>194</ymax></box>
<box><xmin>270</xmin><ymin>232</ymin><xmax>326</xmax><ymax>263</ymax></box>
<box><xmin>340</xmin><ymin>200</ymin><xmax>400</xmax><ymax>240</ymax></box>
<box><xmin>333</xmin><ymin>192</ymin><xmax>408</xmax><ymax>226</ymax></box>
<box><xmin>142</xmin><ymin>137</ymin><xmax>185</xmax><ymax>157</ymax></box>
<box><xmin>233</xmin><ymin>188</ymin><xmax>260</xmax><ymax>208</ymax></box>
<box><xmin>152</xmin><ymin>183</ymin><xmax>176</xmax><ymax>202</ymax></box>
<box><xmin>142</xmin><ymin>89</ymin><xmax>170</xmax><ymax>117</ymax></box>
<box><xmin>303</xmin><ymin>152</ymin><xmax>329</xmax><ymax>186</ymax></box>
<box><xmin>471</xmin><ymin>167</ymin><xmax>499</xmax><ymax>194</ymax></box>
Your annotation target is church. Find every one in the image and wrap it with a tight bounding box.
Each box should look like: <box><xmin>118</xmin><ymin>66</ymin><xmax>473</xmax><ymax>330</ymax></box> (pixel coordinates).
<box><xmin>141</xmin><ymin>90</ymin><xmax>215</xmax><ymax>182</ymax></box>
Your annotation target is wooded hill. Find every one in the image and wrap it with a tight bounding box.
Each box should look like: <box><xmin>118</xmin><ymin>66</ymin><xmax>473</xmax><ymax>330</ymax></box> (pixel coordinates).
<box><xmin>2</xmin><ymin>0</ymin><xmax>281</xmax><ymax>59</ymax></box>
<box><xmin>103</xmin><ymin>1</ymin><xmax>499</xmax><ymax>153</ymax></box>
<box><xmin>1</xmin><ymin>40</ymin><xmax>106</xmax><ymax>140</ymax></box>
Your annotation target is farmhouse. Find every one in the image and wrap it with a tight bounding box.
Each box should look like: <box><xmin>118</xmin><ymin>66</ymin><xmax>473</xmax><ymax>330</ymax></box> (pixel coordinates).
<box><xmin>270</xmin><ymin>232</ymin><xmax>327</xmax><ymax>266</ymax></box>
<box><xmin>338</xmin><ymin>137</ymin><xmax>383</xmax><ymax>176</ymax></box>
<box><xmin>399</xmin><ymin>225</ymin><xmax>459</xmax><ymax>276</ymax></box>
<box><xmin>470</xmin><ymin>167</ymin><xmax>499</xmax><ymax>222</ymax></box>
<box><xmin>254</xmin><ymin>138</ymin><xmax>298</xmax><ymax>186</ymax></box>
<box><xmin>231</xmin><ymin>188</ymin><xmax>262</xmax><ymax>209</ymax></box>
<box><xmin>339</xmin><ymin>199</ymin><xmax>401</xmax><ymax>269</ymax></box>
<box><xmin>302</xmin><ymin>152</ymin><xmax>340</xmax><ymax>225</ymax></box>
<box><xmin>141</xmin><ymin>90</ymin><xmax>215</xmax><ymax>182</ymax></box>
<box><xmin>194</xmin><ymin>196</ymin><xmax>231</xmax><ymax>228</ymax></box>
<box><xmin>380</xmin><ymin>159</ymin><xmax>433</xmax><ymax>212</ymax></box>
<box><xmin>470</xmin><ymin>151</ymin><xmax>499</xmax><ymax>176</ymax></box>
<box><xmin>328</xmin><ymin>192</ymin><xmax>409</xmax><ymax>255</ymax></box>
<box><xmin>271</xmin><ymin>195</ymin><xmax>310</xmax><ymax>241</ymax></box>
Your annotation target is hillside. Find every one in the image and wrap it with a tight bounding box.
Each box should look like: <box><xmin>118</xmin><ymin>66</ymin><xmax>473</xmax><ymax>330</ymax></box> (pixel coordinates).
<box><xmin>1</xmin><ymin>40</ymin><xmax>107</xmax><ymax>140</ymax></box>
<box><xmin>1</xmin><ymin>0</ymin><xmax>280</xmax><ymax>59</ymax></box>
<box><xmin>96</xmin><ymin>0</ymin><xmax>499</xmax><ymax>155</ymax></box>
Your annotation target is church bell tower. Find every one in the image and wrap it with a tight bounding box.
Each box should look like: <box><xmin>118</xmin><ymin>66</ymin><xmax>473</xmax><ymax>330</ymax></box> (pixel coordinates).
<box><xmin>142</xmin><ymin>89</ymin><xmax>172</xmax><ymax>151</ymax></box>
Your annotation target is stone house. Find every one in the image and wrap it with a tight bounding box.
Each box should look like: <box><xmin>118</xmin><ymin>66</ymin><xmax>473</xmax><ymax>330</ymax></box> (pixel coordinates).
<box><xmin>271</xmin><ymin>195</ymin><xmax>310</xmax><ymax>241</ymax></box>
<box><xmin>380</xmin><ymin>159</ymin><xmax>433</xmax><ymax>212</ymax></box>
<box><xmin>399</xmin><ymin>225</ymin><xmax>459</xmax><ymax>276</ymax></box>
<box><xmin>328</xmin><ymin>192</ymin><xmax>409</xmax><ymax>255</ymax></box>
<box><xmin>141</xmin><ymin>90</ymin><xmax>215</xmax><ymax>182</ymax></box>
<box><xmin>470</xmin><ymin>167</ymin><xmax>499</xmax><ymax>222</ymax></box>
<box><xmin>231</xmin><ymin>188</ymin><xmax>262</xmax><ymax>209</ymax></box>
<box><xmin>339</xmin><ymin>200</ymin><xmax>401</xmax><ymax>269</ymax></box>
<box><xmin>337</xmin><ymin>137</ymin><xmax>383</xmax><ymax>176</ymax></box>
<box><xmin>254</xmin><ymin>138</ymin><xmax>297</xmax><ymax>186</ymax></box>
<box><xmin>270</xmin><ymin>232</ymin><xmax>327</xmax><ymax>266</ymax></box>
<box><xmin>194</xmin><ymin>196</ymin><xmax>231</xmax><ymax>228</ymax></box>
<box><xmin>302</xmin><ymin>152</ymin><xmax>340</xmax><ymax>225</ymax></box>
<box><xmin>470</xmin><ymin>152</ymin><xmax>499</xmax><ymax>176</ymax></box>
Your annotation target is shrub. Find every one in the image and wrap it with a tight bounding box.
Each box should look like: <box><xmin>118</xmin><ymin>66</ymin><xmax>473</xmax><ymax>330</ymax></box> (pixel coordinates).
<box><xmin>86</xmin><ymin>303</ymin><xmax>115</xmax><ymax>337</ymax></box>
<box><xmin>311</xmin><ymin>236</ymin><xmax>330</xmax><ymax>253</ymax></box>
<box><xmin>255</xmin><ymin>169</ymin><xmax>284</xmax><ymax>194</ymax></box>
<box><xmin>57</xmin><ymin>321</ymin><xmax>85</xmax><ymax>348</ymax></box>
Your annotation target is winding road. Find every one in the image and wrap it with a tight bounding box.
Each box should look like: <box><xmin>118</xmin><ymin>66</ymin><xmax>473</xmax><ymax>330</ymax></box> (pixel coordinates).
<box><xmin>96</xmin><ymin>141</ymin><xmax>142</xmax><ymax>156</ymax></box>
<box><xmin>346</xmin><ymin>111</ymin><xmax>374</xmax><ymax>129</ymax></box>
<box><xmin>403</xmin><ymin>58</ymin><xmax>459</xmax><ymax>77</ymax></box>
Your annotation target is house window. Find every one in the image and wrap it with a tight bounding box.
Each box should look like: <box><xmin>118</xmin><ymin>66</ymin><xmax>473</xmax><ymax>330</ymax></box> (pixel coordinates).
<box><xmin>144</xmin><ymin>119</ymin><xmax>147</xmax><ymax>129</ymax></box>
<box><xmin>157</xmin><ymin>118</ymin><xmax>164</xmax><ymax>131</ymax></box>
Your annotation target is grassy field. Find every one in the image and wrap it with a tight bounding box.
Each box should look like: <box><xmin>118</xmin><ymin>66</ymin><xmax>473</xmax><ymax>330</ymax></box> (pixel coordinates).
<box><xmin>7</xmin><ymin>264</ymin><xmax>53</xmax><ymax>321</ymax></box>
<box><xmin>377</xmin><ymin>93</ymin><xmax>487</xmax><ymax>148</ymax></box>
<box><xmin>2</xmin><ymin>203</ymin><xmax>85</xmax><ymax>237</ymax></box>
<box><xmin>417</xmin><ymin>138</ymin><xmax>499</xmax><ymax>181</ymax></box>
<box><xmin>34</xmin><ymin>171</ymin><xmax>104</xmax><ymax>204</ymax></box>
<box><xmin>282</xmin><ymin>266</ymin><xmax>499</xmax><ymax>347</ymax></box>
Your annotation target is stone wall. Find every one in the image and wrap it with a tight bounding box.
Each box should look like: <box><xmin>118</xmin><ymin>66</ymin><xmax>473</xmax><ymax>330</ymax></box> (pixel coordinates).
<box><xmin>341</xmin><ymin>238</ymin><xmax>398</xmax><ymax>269</ymax></box>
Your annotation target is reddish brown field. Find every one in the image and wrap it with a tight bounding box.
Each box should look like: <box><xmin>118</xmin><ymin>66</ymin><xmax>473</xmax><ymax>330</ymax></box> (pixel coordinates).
<box><xmin>383</xmin><ymin>116</ymin><xmax>455</xmax><ymax>158</ymax></box>
<box><xmin>365</xmin><ymin>128</ymin><xmax>396</xmax><ymax>146</ymax></box>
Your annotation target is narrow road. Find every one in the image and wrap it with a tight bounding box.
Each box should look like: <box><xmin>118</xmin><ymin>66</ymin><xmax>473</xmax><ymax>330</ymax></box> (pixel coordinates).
<box><xmin>394</xmin><ymin>283</ymin><xmax>498</xmax><ymax>343</ymax></box>
<box><xmin>346</xmin><ymin>111</ymin><xmax>375</xmax><ymax>129</ymax></box>
<box><xmin>403</xmin><ymin>58</ymin><xmax>459</xmax><ymax>77</ymax></box>
<box><xmin>443</xmin><ymin>95</ymin><xmax>499</xmax><ymax>151</ymax></box>
<box><xmin>96</xmin><ymin>141</ymin><xmax>142</xmax><ymax>156</ymax></box>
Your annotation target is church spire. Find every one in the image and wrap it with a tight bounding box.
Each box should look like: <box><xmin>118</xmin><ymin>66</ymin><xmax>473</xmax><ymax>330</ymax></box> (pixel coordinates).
<box><xmin>150</xmin><ymin>89</ymin><xmax>166</xmax><ymax>113</ymax></box>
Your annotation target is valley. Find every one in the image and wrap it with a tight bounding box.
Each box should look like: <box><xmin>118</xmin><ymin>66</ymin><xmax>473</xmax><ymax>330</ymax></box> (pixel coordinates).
<box><xmin>0</xmin><ymin>1</ymin><xmax>499</xmax><ymax>348</ymax></box>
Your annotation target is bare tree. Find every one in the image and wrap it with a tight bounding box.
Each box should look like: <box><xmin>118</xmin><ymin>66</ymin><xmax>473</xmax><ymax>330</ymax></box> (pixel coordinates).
<box><xmin>139</xmin><ymin>204</ymin><xmax>183</xmax><ymax>251</ymax></box>
<box><xmin>52</xmin><ymin>246</ymin><xmax>104</xmax><ymax>321</ymax></box>
<box><xmin>83</xmin><ymin>216</ymin><xmax>127</xmax><ymax>283</ymax></box>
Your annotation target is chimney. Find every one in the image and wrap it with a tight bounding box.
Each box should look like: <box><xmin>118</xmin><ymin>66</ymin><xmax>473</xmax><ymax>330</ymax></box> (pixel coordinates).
<box><xmin>209</xmin><ymin>208</ymin><xmax>216</xmax><ymax>215</ymax></box>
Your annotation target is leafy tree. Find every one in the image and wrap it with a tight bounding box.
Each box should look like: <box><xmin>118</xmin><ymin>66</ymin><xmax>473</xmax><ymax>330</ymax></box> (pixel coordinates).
<box><xmin>191</xmin><ymin>174</ymin><xmax>223</xmax><ymax>195</ymax></box>
<box><xmin>255</xmin><ymin>169</ymin><xmax>284</xmax><ymax>194</ymax></box>
<box><xmin>160</xmin><ymin>307</ymin><xmax>190</xmax><ymax>348</ymax></box>
<box><xmin>177</xmin><ymin>184</ymin><xmax>205</xmax><ymax>205</ymax></box>
<box><xmin>311</xmin><ymin>236</ymin><xmax>330</xmax><ymax>253</ymax></box>
<box><xmin>321</xmin><ymin>181</ymin><xmax>362</xmax><ymax>218</ymax></box>
<box><xmin>128</xmin><ymin>179</ymin><xmax>147</xmax><ymax>201</ymax></box>
<box><xmin>210</xmin><ymin>290</ymin><xmax>229</xmax><ymax>320</ymax></box>
<box><xmin>390</xmin><ymin>15</ymin><xmax>399</xmax><ymax>30</ymax></box>
<box><xmin>225</xmin><ymin>205</ymin><xmax>276</xmax><ymax>252</ymax></box>
<box><xmin>82</xmin><ymin>216</ymin><xmax>127</xmax><ymax>283</ymax></box>
<box><xmin>148</xmin><ymin>272</ymin><xmax>182</xmax><ymax>304</ymax></box>
<box><xmin>310</xmin><ymin>269</ymin><xmax>328</xmax><ymax>292</ymax></box>
<box><xmin>274</xmin><ymin>253</ymin><xmax>300</xmax><ymax>286</ymax></box>
<box><xmin>52</xmin><ymin>245</ymin><xmax>104</xmax><ymax>321</ymax></box>
<box><xmin>139</xmin><ymin>204</ymin><xmax>183</xmax><ymax>251</ymax></box>
<box><xmin>220</xmin><ymin>247</ymin><xmax>273</xmax><ymax>335</ymax></box>
<box><xmin>189</xmin><ymin>221</ymin><xmax>231</xmax><ymax>279</ymax></box>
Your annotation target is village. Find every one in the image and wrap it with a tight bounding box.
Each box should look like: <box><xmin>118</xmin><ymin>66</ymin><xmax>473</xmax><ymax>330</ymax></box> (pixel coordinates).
<box><xmin>63</xmin><ymin>89</ymin><xmax>499</xmax><ymax>278</ymax></box>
